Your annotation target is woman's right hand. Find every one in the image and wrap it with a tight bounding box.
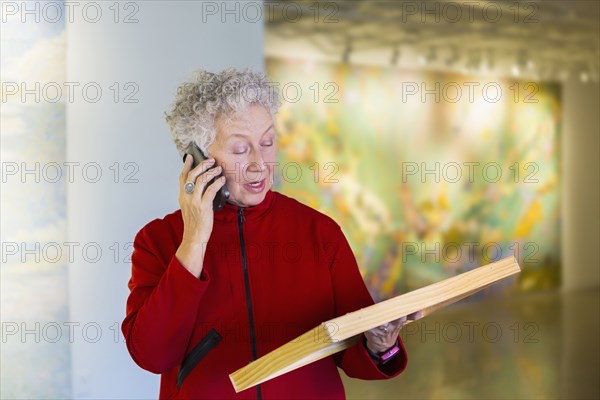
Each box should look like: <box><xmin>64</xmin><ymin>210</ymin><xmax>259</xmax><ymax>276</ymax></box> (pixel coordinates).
<box><xmin>175</xmin><ymin>154</ymin><xmax>227</xmax><ymax>277</ymax></box>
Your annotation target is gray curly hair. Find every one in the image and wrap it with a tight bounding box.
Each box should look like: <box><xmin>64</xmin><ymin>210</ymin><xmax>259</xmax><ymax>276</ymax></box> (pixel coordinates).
<box><xmin>164</xmin><ymin>67</ymin><xmax>281</xmax><ymax>157</ymax></box>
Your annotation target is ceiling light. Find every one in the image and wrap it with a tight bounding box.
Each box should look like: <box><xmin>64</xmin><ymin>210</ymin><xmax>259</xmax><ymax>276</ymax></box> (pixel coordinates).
<box><xmin>580</xmin><ymin>71</ymin><xmax>589</xmax><ymax>82</ymax></box>
<box><xmin>511</xmin><ymin>65</ymin><xmax>520</xmax><ymax>77</ymax></box>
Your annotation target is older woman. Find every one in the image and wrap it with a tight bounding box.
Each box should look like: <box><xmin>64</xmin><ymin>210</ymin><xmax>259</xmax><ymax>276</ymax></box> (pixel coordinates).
<box><xmin>122</xmin><ymin>68</ymin><xmax>419</xmax><ymax>399</ymax></box>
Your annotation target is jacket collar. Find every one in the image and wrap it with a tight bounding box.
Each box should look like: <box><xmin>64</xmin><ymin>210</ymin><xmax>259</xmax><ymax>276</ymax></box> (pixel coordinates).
<box><xmin>213</xmin><ymin>189</ymin><xmax>276</xmax><ymax>223</ymax></box>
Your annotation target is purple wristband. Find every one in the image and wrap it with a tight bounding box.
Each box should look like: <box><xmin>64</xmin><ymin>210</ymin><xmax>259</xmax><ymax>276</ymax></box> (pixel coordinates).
<box><xmin>364</xmin><ymin>336</ymin><xmax>401</xmax><ymax>365</ymax></box>
<box><xmin>379</xmin><ymin>342</ymin><xmax>400</xmax><ymax>364</ymax></box>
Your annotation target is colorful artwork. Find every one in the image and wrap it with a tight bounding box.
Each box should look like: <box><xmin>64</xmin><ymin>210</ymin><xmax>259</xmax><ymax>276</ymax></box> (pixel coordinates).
<box><xmin>266</xmin><ymin>58</ymin><xmax>561</xmax><ymax>301</ymax></box>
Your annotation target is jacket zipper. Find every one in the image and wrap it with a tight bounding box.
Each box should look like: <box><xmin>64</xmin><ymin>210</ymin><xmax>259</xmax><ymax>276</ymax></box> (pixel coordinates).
<box><xmin>237</xmin><ymin>207</ymin><xmax>262</xmax><ymax>399</ymax></box>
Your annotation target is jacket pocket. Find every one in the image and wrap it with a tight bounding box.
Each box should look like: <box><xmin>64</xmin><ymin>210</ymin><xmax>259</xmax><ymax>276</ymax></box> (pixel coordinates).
<box><xmin>177</xmin><ymin>328</ymin><xmax>222</xmax><ymax>389</ymax></box>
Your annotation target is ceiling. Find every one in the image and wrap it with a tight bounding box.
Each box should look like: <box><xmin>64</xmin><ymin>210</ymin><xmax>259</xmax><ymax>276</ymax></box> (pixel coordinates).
<box><xmin>265</xmin><ymin>0</ymin><xmax>600</xmax><ymax>82</ymax></box>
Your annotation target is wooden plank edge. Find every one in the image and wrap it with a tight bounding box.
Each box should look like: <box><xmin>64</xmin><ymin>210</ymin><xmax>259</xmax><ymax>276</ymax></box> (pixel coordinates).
<box><xmin>231</xmin><ymin>278</ymin><xmax>509</xmax><ymax>392</ymax></box>
<box><xmin>327</xmin><ymin>256</ymin><xmax>520</xmax><ymax>340</ymax></box>
<box><xmin>230</xmin><ymin>255</ymin><xmax>521</xmax><ymax>392</ymax></box>
<box><xmin>229</xmin><ymin>324</ymin><xmax>331</xmax><ymax>393</ymax></box>
<box><xmin>231</xmin><ymin>336</ymin><xmax>361</xmax><ymax>392</ymax></box>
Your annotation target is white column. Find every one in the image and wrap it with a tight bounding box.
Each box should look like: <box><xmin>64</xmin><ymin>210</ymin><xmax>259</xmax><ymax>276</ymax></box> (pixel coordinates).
<box><xmin>66</xmin><ymin>2</ymin><xmax>265</xmax><ymax>398</ymax></box>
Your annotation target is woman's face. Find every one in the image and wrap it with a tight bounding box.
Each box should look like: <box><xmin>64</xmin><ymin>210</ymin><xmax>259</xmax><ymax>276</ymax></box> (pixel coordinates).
<box><xmin>207</xmin><ymin>104</ymin><xmax>277</xmax><ymax>208</ymax></box>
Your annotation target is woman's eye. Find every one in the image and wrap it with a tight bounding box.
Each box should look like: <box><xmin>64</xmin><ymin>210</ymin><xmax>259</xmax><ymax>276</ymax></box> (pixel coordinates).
<box><xmin>262</xmin><ymin>142</ymin><xmax>273</xmax><ymax>147</ymax></box>
<box><xmin>233</xmin><ymin>148</ymin><xmax>247</xmax><ymax>154</ymax></box>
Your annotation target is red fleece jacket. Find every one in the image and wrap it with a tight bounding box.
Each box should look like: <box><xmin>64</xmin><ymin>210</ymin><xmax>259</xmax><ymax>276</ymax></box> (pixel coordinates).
<box><xmin>122</xmin><ymin>189</ymin><xmax>408</xmax><ymax>399</ymax></box>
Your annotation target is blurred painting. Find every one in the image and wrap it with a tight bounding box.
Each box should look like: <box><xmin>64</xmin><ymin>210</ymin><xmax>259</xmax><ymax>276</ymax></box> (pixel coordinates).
<box><xmin>266</xmin><ymin>57</ymin><xmax>561</xmax><ymax>301</ymax></box>
<box><xmin>0</xmin><ymin>2</ymin><xmax>70</xmax><ymax>398</ymax></box>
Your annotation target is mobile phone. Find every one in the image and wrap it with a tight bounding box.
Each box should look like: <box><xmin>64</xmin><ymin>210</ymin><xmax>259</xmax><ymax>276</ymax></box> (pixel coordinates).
<box><xmin>183</xmin><ymin>143</ymin><xmax>230</xmax><ymax>212</ymax></box>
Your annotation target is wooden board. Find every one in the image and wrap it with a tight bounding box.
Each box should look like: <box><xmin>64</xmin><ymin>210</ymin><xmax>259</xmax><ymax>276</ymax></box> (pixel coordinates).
<box><xmin>230</xmin><ymin>255</ymin><xmax>521</xmax><ymax>392</ymax></box>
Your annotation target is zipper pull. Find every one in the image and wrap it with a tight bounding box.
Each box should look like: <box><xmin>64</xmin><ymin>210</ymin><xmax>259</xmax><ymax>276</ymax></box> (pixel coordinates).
<box><xmin>238</xmin><ymin>207</ymin><xmax>246</xmax><ymax>223</ymax></box>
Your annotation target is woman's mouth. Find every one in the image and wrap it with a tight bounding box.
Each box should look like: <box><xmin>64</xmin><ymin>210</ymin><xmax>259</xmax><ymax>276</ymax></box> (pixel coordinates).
<box><xmin>243</xmin><ymin>179</ymin><xmax>266</xmax><ymax>193</ymax></box>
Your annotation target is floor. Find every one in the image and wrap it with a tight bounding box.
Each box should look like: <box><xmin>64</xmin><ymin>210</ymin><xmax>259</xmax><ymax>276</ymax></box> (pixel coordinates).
<box><xmin>341</xmin><ymin>288</ymin><xmax>600</xmax><ymax>399</ymax></box>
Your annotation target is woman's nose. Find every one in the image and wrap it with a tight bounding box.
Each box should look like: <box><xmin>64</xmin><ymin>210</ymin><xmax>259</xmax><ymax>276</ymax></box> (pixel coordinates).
<box><xmin>248</xmin><ymin>151</ymin><xmax>266</xmax><ymax>172</ymax></box>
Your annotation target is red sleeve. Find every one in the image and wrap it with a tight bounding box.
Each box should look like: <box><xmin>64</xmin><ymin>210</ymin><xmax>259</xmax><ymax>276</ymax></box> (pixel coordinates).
<box><xmin>328</xmin><ymin>224</ymin><xmax>408</xmax><ymax>379</ymax></box>
<box><xmin>121</xmin><ymin>221</ymin><xmax>210</xmax><ymax>374</ymax></box>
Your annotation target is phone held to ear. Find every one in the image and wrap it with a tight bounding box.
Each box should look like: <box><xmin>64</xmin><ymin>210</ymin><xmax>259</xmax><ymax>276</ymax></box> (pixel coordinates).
<box><xmin>183</xmin><ymin>143</ymin><xmax>230</xmax><ymax>212</ymax></box>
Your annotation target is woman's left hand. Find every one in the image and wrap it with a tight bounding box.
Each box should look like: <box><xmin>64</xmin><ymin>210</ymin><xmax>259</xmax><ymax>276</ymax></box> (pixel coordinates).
<box><xmin>364</xmin><ymin>310</ymin><xmax>424</xmax><ymax>353</ymax></box>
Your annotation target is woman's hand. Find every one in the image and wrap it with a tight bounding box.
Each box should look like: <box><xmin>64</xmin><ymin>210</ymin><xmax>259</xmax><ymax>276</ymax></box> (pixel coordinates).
<box><xmin>175</xmin><ymin>154</ymin><xmax>227</xmax><ymax>277</ymax></box>
<box><xmin>364</xmin><ymin>310</ymin><xmax>424</xmax><ymax>354</ymax></box>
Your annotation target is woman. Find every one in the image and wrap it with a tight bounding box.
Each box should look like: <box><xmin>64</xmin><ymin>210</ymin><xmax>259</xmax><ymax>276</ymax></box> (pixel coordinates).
<box><xmin>122</xmin><ymin>68</ymin><xmax>420</xmax><ymax>399</ymax></box>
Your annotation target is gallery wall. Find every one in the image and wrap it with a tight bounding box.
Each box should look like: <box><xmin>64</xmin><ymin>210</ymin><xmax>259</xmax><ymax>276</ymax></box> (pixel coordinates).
<box><xmin>561</xmin><ymin>76</ymin><xmax>600</xmax><ymax>291</ymax></box>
